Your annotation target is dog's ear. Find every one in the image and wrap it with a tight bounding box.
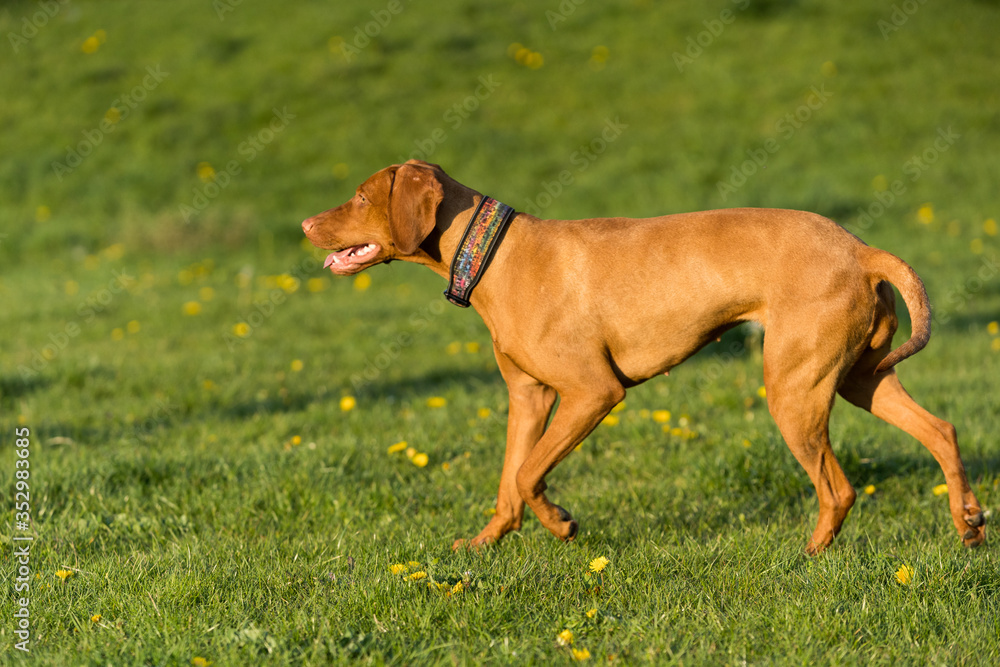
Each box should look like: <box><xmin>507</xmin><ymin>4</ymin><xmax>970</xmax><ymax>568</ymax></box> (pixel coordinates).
<box><xmin>388</xmin><ymin>163</ymin><xmax>444</xmax><ymax>255</ymax></box>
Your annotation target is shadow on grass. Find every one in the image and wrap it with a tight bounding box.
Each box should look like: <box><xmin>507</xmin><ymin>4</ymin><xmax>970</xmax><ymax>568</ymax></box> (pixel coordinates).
<box><xmin>350</xmin><ymin>366</ymin><xmax>504</xmax><ymax>402</ymax></box>
<box><xmin>0</xmin><ymin>374</ymin><xmax>52</xmax><ymax>401</ymax></box>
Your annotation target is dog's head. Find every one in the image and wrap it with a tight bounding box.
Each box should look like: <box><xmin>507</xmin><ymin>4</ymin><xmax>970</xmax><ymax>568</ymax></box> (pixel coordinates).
<box><xmin>302</xmin><ymin>160</ymin><xmax>445</xmax><ymax>275</ymax></box>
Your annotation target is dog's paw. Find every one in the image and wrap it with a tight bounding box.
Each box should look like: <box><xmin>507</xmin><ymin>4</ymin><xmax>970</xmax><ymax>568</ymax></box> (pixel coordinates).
<box><xmin>961</xmin><ymin>507</ymin><xmax>986</xmax><ymax>548</ymax></box>
<box><xmin>964</xmin><ymin>509</ymin><xmax>985</xmax><ymax>528</ymax></box>
<box><xmin>452</xmin><ymin>531</ymin><xmax>499</xmax><ymax>552</ymax></box>
<box><xmin>563</xmin><ymin>519</ymin><xmax>579</xmax><ymax>541</ymax></box>
<box><xmin>550</xmin><ymin>505</ymin><xmax>578</xmax><ymax>541</ymax></box>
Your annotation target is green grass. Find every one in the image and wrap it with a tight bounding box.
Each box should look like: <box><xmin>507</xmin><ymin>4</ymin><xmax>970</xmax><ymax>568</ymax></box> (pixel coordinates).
<box><xmin>2</xmin><ymin>0</ymin><xmax>999</xmax><ymax>664</ymax></box>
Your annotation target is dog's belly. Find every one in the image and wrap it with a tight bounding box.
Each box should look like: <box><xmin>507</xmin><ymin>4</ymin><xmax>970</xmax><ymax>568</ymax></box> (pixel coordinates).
<box><xmin>604</xmin><ymin>300</ymin><xmax>763</xmax><ymax>386</ymax></box>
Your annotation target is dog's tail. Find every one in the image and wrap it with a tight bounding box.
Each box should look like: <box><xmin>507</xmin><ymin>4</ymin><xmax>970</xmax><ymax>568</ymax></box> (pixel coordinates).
<box><xmin>862</xmin><ymin>248</ymin><xmax>932</xmax><ymax>374</ymax></box>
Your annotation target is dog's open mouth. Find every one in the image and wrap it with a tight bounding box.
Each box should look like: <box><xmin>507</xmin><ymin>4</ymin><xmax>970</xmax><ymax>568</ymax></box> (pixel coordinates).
<box><xmin>324</xmin><ymin>243</ymin><xmax>381</xmax><ymax>273</ymax></box>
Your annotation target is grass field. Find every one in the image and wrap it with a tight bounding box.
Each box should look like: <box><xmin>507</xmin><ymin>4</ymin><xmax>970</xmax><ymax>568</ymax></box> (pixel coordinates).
<box><xmin>2</xmin><ymin>0</ymin><xmax>1000</xmax><ymax>664</ymax></box>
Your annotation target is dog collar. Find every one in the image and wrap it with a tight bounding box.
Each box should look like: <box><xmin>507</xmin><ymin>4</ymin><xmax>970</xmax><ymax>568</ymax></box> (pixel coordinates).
<box><xmin>444</xmin><ymin>196</ymin><xmax>516</xmax><ymax>308</ymax></box>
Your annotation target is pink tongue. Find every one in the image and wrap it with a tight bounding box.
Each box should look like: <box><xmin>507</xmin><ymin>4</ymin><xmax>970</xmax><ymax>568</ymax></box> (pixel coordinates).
<box><xmin>324</xmin><ymin>245</ymin><xmax>371</xmax><ymax>269</ymax></box>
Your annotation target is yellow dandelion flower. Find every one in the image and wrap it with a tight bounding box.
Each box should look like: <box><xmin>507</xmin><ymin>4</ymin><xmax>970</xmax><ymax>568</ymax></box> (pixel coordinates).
<box><xmin>984</xmin><ymin>218</ymin><xmax>997</xmax><ymax>236</ymax></box>
<box><xmin>932</xmin><ymin>483</ymin><xmax>948</xmax><ymax>496</ymax></box>
<box><xmin>820</xmin><ymin>60</ymin><xmax>838</xmax><ymax>77</ymax></box>
<box><xmin>81</xmin><ymin>35</ymin><xmax>100</xmax><ymax>53</ymax></box>
<box><xmin>442</xmin><ymin>461</ymin><xmax>451</xmax><ymax>471</ymax></box>
<box><xmin>405</xmin><ymin>447</ymin><xmax>417</xmax><ymax>459</ymax></box>
<box><xmin>340</xmin><ymin>396</ymin><xmax>356</xmax><ymax>412</ymax></box>
<box><xmin>586</xmin><ymin>608</ymin><xmax>597</xmax><ymax>618</ymax></box>
<box><xmin>757</xmin><ymin>386</ymin><xmax>767</xmax><ymax>398</ymax></box>
<box><xmin>353</xmin><ymin>273</ymin><xmax>371</xmax><ymax>291</ymax></box>
<box><xmin>388</xmin><ymin>441</ymin><xmax>408</xmax><ymax>454</ymax></box>
<box><xmin>742</xmin><ymin>438</ymin><xmax>751</xmax><ymax>448</ymax></box>
<box><xmin>669</xmin><ymin>427</ymin><xmax>683</xmax><ymax>436</ymax></box>
<box><xmin>478</xmin><ymin>407</ymin><xmax>492</xmax><ymax>419</ymax></box>
<box><xmin>507</xmin><ymin>42</ymin><xmax>524</xmax><ymax>58</ymax></box>
<box><xmin>572</xmin><ymin>647</ymin><xmax>591</xmax><ymax>661</ymax></box>
<box><xmin>591</xmin><ymin>45</ymin><xmax>609</xmax><ymax>63</ymax></box>
<box><xmin>871</xmin><ymin>174</ymin><xmax>888</xmax><ymax>192</ymax></box>
<box><xmin>35</xmin><ymin>205</ymin><xmax>52</xmax><ymax>222</ymax></box>
<box><xmin>191</xmin><ymin>658</ymin><xmax>212</xmax><ymax>667</ymax></box>
<box><xmin>992</xmin><ymin>338</ymin><xmax>1000</xmax><ymax>352</ymax></box>
<box><xmin>639</xmin><ymin>409</ymin><xmax>650</xmax><ymax>419</ymax></box>
<box><xmin>601</xmin><ymin>415</ymin><xmax>619</xmax><ymax>426</ymax></box>
<box><xmin>389</xmin><ymin>563</ymin><xmax>407</xmax><ymax>575</ymax></box>
<box><xmin>65</xmin><ymin>280</ymin><xmax>79</xmax><ymax>296</ymax></box>
<box><xmin>895</xmin><ymin>564</ymin><xmax>914</xmax><ymax>585</ymax></box>
<box><xmin>202</xmin><ymin>380</ymin><xmax>216</xmax><ymax>391</ymax></box>
<box><xmin>917</xmin><ymin>204</ymin><xmax>934</xmax><ymax>225</ymax></box>
<box><xmin>110</xmin><ymin>327</ymin><xmax>124</xmax><ymax>341</ymax></box>
<box><xmin>290</xmin><ymin>435</ymin><xmax>301</xmax><ymax>446</ymax></box>
<box><xmin>611</xmin><ymin>401</ymin><xmax>626</xmax><ymax>413</ymax></box>
<box><xmin>652</xmin><ymin>409</ymin><xmax>671</xmax><ymax>423</ymax></box>
<box><xmin>407</xmin><ymin>561</ymin><xmax>421</xmax><ymax>568</ymax></box>
<box><xmin>332</xmin><ymin>163</ymin><xmax>350</xmax><ymax>180</ymax></box>
<box><xmin>183</xmin><ymin>301</ymin><xmax>202</xmax><ymax>316</ymax></box>
<box><xmin>105</xmin><ymin>107</ymin><xmax>121</xmax><ymax>124</ymax></box>
<box><xmin>526</xmin><ymin>51</ymin><xmax>544</xmax><ymax>69</ymax></box>
<box><xmin>408</xmin><ymin>571</ymin><xmax>427</xmax><ymax>581</ymax></box>
<box><xmin>864</xmin><ymin>484</ymin><xmax>876</xmax><ymax>495</ymax></box>
<box><xmin>464</xmin><ymin>341</ymin><xmax>480</xmax><ymax>354</ymax></box>
<box><xmin>589</xmin><ymin>556</ymin><xmax>610</xmax><ymax>573</ymax></box>
<box><xmin>427</xmin><ymin>396</ymin><xmax>447</xmax><ymax>408</ymax></box>
<box><xmin>290</xmin><ymin>359</ymin><xmax>304</xmax><ymax>372</ymax></box>
<box><xmin>55</xmin><ymin>569</ymin><xmax>74</xmax><ymax>581</ymax></box>
<box><xmin>411</xmin><ymin>452</ymin><xmax>429</xmax><ymax>467</ymax></box>
<box><xmin>307</xmin><ymin>277</ymin><xmax>328</xmax><ymax>292</ymax></box>
<box><xmin>557</xmin><ymin>629</ymin><xmax>574</xmax><ymax>646</ymax></box>
<box><xmin>278</xmin><ymin>274</ymin><xmax>300</xmax><ymax>293</ymax></box>
<box><xmin>199</xmin><ymin>286</ymin><xmax>215</xmax><ymax>302</ymax></box>
<box><xmin>987</xmin><ymin>321</ymin><xmax>999</xmax><ymax>336</ymax></box>
<box><xmin>232</xmin><ymin>322</ymin><xmax>250</xmax><ymax>338</ymax></box>
<box><xmin>446</xmin><ymin>341</ymin><xmax>461</xmax><ymax>355</ymax></box>
<box><xmin>452</xmin><ymin>581</ymin><xmax>464</xmax><ymax>594</ymax></box>
<box><xmin>91</xmin><ymin>613</ymin><xmax>102</xmax><ymax>623</ymax></box>
<box><xmin>197</xmin><ymin>162</ymin><xmax>216</xmax><ymax>182</ymax></box>
<box><xmin>126</xmin><ymin>320</ymin><xmax>141</xmax><ymax>334</ymax></box>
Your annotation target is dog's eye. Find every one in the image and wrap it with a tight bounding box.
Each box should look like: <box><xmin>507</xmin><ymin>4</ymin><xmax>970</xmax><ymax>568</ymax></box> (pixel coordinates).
<box><xmin>357</xmin><ymin>193</ymin><xmax>368</xmax><ymax>204</ymax></box>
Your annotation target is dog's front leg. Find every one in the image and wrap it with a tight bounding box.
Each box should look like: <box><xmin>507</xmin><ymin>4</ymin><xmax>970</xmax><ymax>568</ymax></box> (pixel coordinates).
<box><xmin>452</xmin><ymin>348</ymin><xmax>557</xmax><ymax>550</ymax></box>
<box><xmin>514</xmin><ymin>382</ymin><xmax>625</xmax><ymax>541</ymax></box>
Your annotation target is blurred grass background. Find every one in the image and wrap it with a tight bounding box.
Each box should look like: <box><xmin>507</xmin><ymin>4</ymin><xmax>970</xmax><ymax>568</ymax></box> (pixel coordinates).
<box><xmin>1</xmin><ymin>0</ymin><xmax>999</xmax><ymax>664</ymax></box>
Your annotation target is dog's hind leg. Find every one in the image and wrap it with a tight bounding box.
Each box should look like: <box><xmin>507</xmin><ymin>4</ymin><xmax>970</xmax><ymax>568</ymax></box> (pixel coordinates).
<box><xmin>838</xmin><ymin>368</ymin><xmax>985</xmax><ymax>547</ymax></box>
<box><xmin>762</xmin><ymin>327</ymin><xmax>858</xmax><ymax>554</ymax></box>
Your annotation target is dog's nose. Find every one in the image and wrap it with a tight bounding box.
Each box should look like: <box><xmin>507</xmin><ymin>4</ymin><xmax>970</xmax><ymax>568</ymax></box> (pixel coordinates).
<box><xmin>302</xmin><ymin>217</ymin><xmax>314</xmax><ymax>233</ymax></box>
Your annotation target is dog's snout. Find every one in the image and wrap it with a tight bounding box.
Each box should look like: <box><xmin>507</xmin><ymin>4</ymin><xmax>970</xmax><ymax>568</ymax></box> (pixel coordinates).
<box><xmin>302</xmin><ymin>217</ymin><xmax>315</xmax><ymax>233</ymax></box>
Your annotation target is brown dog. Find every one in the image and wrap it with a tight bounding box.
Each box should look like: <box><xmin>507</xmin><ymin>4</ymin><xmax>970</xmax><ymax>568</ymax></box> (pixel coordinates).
<box><xmin>302</xmin><ymin>159</ymin><xmax>985</xmax><ymax>554</ymax></box>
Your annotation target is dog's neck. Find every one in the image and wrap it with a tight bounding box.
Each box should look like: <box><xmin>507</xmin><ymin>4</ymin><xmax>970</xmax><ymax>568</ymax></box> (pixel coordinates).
<box><xmin>403</xmin><ymin>184</ymin><xmax>522</xmax><ymax>311</ymax></box>
<box><xmin>407</xmin><ymin>189</ymin><xmax>493</xmax><ymax>278</ymax></box>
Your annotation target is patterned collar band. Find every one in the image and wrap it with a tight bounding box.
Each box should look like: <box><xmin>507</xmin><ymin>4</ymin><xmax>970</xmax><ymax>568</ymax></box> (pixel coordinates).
<box><xmin>444</xmin><ymin>196</ymin><xmax>516</xmax><ymax>308</ymax></box>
